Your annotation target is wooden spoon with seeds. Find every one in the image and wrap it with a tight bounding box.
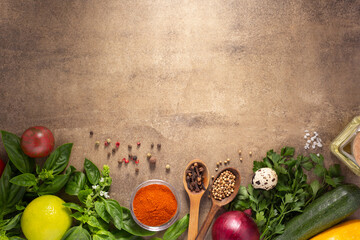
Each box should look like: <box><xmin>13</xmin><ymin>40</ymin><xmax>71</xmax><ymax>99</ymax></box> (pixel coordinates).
<box><xmin>195</xmin><ymin>167</ymin><xmax>241</xmax><ymax>240</ymax></box>
<box><xmin>183</xmin><ymin>159</ymin><xmax>210</xmax><ymax>240</ymax></box>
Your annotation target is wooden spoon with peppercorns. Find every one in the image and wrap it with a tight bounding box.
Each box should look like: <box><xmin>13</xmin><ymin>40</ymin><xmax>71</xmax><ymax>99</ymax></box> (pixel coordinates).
<box><xmin>183</xmin><ymin>159</ymin><xmax>210</xmax><ymax>240</ymax></box>
<box><xmin>195</xmin><ymin>167</ymin><xmax>241</xmax><ymax>240</ymax></box>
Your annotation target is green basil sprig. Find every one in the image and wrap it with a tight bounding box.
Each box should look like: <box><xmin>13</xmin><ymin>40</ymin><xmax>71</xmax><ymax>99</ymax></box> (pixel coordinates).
<box><xmin>0</xmin><ymin>131</ymin><xmax>34</xmax><ymax>174</ymax></box>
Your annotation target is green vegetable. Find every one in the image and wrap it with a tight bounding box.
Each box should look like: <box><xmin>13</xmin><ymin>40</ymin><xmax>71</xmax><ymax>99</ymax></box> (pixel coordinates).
<box><xmin>274</xmin><ymin>184</ymin><xmax>360</xmax><ymax>240</ymax></box>
<box><xmin>229</xmin><ymin>147</ymin><xmax>344</xmax><ymax>240</ymax></box>
<box><xmin>43</xmin><ymin>143</ymin><xmax>73</xmax><ymax>175</ymax></box>
<box><xmin>1</xmin><ymin>131</ymin><xmax>34</xmax><ymax>174</ymax></box>
<box><xmin>84</xmin><ymin>158</ymin><xmax>100</xmax><ymax>185</ymax></box>
<box><xmin>163</xmin><ymin>214</ymin><xmax>189</xmax><ymax>240</ymax></box>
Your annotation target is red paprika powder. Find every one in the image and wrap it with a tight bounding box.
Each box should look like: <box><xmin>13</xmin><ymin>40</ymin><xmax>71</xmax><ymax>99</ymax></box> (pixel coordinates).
<box><xmin>133</xmin><ymin>184</ymin><xmax>177</xmax><ymax>226</ymax></box>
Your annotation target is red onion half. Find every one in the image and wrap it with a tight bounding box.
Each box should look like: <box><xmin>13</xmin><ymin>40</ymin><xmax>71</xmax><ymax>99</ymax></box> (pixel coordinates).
<box><xmin>212</xmin><ymin>211</ymin><xmax>260</xmax><ymax>240</ymax></box>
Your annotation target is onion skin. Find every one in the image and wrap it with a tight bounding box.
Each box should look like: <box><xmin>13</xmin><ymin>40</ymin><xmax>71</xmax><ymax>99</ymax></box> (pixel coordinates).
<box><xmin>21</xmin><ymin>126</ymin><xmax>55</xmax><ymax>158</ymax></box>
<box><xmin>212</xmin><ymin>211</ymin><xmax>260</xmax><ymax>240</ymax></box>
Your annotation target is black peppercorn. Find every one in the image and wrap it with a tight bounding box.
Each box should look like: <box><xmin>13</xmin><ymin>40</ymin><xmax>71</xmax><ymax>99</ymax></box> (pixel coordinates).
<box><xmin>89</xmin><ymin>131</ymin><xmax>94</xmax><ymax>136</ymax></box>
<box><xmin>151</xmin><ymin>143</ymin><xmax>154</xmax><ymax>149</ymax></box>
<box><xmin>133</xmin><ymin>155</ymin><xmax>138</xmax><ymax>161</ymax></box>
<box><xmin>128</xmin><ymin>144</ymin><xmax>132</xmax><ymax>149</ymax></box>
<box><xmin>112</xmin><ymin>148</ymin><xmax>116</xmax><ymax>153</ymax></box>
<box><xmin>157</xmin><ymin>143</ymin><xmax>161</xmax><ymax>149</ymax></box>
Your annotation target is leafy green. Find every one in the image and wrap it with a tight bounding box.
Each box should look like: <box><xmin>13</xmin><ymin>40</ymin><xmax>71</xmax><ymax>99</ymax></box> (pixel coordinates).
<box><xmin>84</xmin><ymin>158</ymin><xmax>100</xmax><ymax>185</ymax></box>
<box><xmin>43</xmin><ymin>143</ymin><xmax>73</xmax><ymax>175</ymax></box>
<box><xmin>163</xmin><ymin>214</ymin><xmax>189</xmax><ymax>240</ymax></box>
<box><xmin>229</xmin><ymin>147</ymin><xmax>344</xmax><ymax>240</ymax></box>
<box><xmin>65</xmin><ymin>171</ymin><xmax>86</xmax><ymax>196</ymax></box>
<box><xmin>10</xmin><ymin>173</ymin><xmax>37</xmax><ymax>187</ymax></box>
<box><xmin>1</xmin><ymin>131</ymin><xmax>34</xmax><ymax>173</ymax></box>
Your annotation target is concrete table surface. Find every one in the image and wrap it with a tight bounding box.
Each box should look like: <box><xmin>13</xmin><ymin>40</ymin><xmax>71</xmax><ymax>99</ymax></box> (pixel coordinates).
<box><xmin>1</xmin><ymin>0</ymin><xmax>359</xmax><ymax>239</ymax></box>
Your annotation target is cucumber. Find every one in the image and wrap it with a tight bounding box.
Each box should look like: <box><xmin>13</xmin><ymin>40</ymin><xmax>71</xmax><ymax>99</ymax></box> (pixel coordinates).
<box><xmin>274</xmin><ymin>184</ymin><xmax>360</xmax><ymax>240</ymax></box>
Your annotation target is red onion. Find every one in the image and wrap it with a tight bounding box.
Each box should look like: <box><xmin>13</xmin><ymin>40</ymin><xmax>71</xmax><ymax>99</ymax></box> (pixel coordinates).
<box><xmin>212</xmin><ymin>211</ymin><xmax>260</xmax><ymax>240</ymax></box>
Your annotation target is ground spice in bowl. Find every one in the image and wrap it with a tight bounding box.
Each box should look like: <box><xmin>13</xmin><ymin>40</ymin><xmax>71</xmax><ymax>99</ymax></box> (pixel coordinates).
<box><xmin>132</xmin><ymin>182</ymin><xmax>178</xmax><ymax>228</ymax></box>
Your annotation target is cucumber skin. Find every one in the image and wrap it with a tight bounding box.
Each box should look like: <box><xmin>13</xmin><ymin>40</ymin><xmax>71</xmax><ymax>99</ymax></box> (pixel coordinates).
<box><xmin>274</xmin><ymin>184</ymin><xmax>360</xmax><ymax>240</ymax></box>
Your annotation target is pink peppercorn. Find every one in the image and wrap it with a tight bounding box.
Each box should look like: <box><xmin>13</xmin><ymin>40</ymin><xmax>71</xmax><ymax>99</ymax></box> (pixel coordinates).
<box><xmin>125</xmin><ymin>159</ymin><xmax>129</xmax><ymax>164</ymax></box>
<box><xmin>116</xmin><ymin>142</ymin><xmax>120</xmax><ymax>148</ymax></box>
<box><xmin>105</xmin><ymin>142</ymin><xmax>109</xmax><ymax>146</ymax></box>
<box><xmin>137</xmin><ymin>142</ymin><xmax>141</xmax><ymax>146</ymax></box>
<box><xmin>135</xmin><ymin>160</ymin><xmax>139</xmax><ymax>164</ymax></box>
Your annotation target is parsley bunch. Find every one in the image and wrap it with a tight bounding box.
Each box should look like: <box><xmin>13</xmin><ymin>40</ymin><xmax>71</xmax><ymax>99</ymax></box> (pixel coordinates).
<box><xmin>229</xmin><ymin>147</ymin><xmax>344</xmax><ymax>240</ymax></box>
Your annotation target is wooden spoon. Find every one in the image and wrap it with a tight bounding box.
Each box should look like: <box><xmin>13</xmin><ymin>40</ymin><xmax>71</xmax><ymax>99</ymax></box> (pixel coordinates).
<box><xmin>183</xmin><ymin>159</ymin><xmax>210</xmax><ymax>240</ymax></box>
<box><xmin>195</xmin><ymin>167</ymin><xmax>241</xmax><ymax>240</ymax></box>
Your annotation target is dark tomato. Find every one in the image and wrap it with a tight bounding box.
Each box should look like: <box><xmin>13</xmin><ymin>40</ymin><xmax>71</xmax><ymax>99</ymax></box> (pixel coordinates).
<box><xmin>0</xmin><ymin>159</ymin><xmax>5</xmax><ymax>177</ymax></box>
<box><xmin>21</xmin><ymin>126</ymin><xmax>55</xmax><ymax>158</ymax></box>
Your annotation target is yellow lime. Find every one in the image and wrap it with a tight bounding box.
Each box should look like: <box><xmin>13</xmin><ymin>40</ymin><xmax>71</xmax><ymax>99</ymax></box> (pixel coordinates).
<box><xmin>21</xmin><ymin>195</ymin><xmax>72</xmax><ymax>240</ymax></box>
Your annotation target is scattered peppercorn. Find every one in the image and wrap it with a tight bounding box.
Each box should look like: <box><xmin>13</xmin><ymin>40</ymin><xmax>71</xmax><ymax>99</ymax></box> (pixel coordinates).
<box><xmin>112</xmin><ymin>148</ymin><xmax>116</xmax><ymax>154</ymax></box>
<box><xmin>219</xmin><ymin>161</ymin><xmax>222</xmax><ymax>165</ymax></box>
<box><xmin>166</xmin><ymin>164</ymin><xmax>170</xmax><ymax>171</ymax></box>
<box><xmin>135</xmin><ymin>168</ymin><xmax>139</xmax><ymax>173</ymax></box>
<box><xmin>147</xmin><ymin>153</ymin><xmax>152</xmax><ymax>159</ymax></box>
<box><xmin>149</xmin><ymin>157</ymin><xmax>157</xmax><ymax>164</ymax></box>
<box><xmin>133</xmin><ymin>156</ymin><xmax>138</xmax><ymax>161</ymax></box>
<box><xmin>116</xmin><ymin>142</ymin><xmax>120</xmax><ymax>148</ymax></box>
<box><xmin>90</xmin><ymin>131</ymin><xmax>94</xmax><ymax>136</ymax></box>
<box><xmin>211</xmin><ymin>170</ymin><xmax>236</xmax><ymax>200</ymax></box>
<box><xmin>118</xmin><ymin>159</ymin><xmax>123</xmax><ymax>164</ymax></box>
<box><xmin>216</xmin><ymin>162</ymin><xmax>220</xmax><ymax>167</ymax></box>
<box><xmin>106</xmin><ymin>138</ymin><xmax>111</xmax><ymax>143</ymax></box>
<box><xmin>107</xmin><ymin>153</ymin><xmax>111</xmax><ymax>158</ymax></box>
<box><xmin>128</xmin><ymin>144</ymin><xmax>132</xmax><ymax>149</ymax></box>
<box><xmin>137</xmin><ymin>142</ymin><xmax>141</xmax><ymax>147</ymax></box>
<box><xmin>135</xmin><ymin>160</ymin><xmax>139</xmax><ymax>164</ymax></box>
<box><xmin>212</xmin><ymin>176</ymin><xmax>214</xmax><ymax>180</ymax></box>
<box><xmin>122</xmin><ymin>158</ymin><xmax>126</xmax><ymax>162</ymax></box>
<box><xmin>105</xmin><ymin>141</ymin><xmax>109</xmax><ymax>146</ymax></box>
<box><xmin>151</xmin><ymin>143</ymin><xmax>154</xmax><ymax>149</ymax></box>
<box><xmin>95</xmin><ymin>141</ymin><xmax>100</xmax><ymax>146</ymax></box>
<box><xmin>125</xmin><ymin>159</ymin><xmax>129</xmax><ymax>164</ymax></box>
<box><xmin>157</xmin><ymin>143</ymin><xmax>161</xmax><ymax>149</ymax></box>
<box><xmin>249</xmin><ymin>151</ymin><xmax>252</xmax><ymax>156</ymax></box>
<box><xmin>238</xmin><ymin>150</ymin><xmax>241</xmax><ymax>155</ymax></box>
<box><xmin>215</xmin><ymin>168</ymin><xmax>219</xmax><ymax>171</ymax></box>
<box><xmin>224</xmin><ymin>161</ymin><xmax>228</xmax><ymax>165</ymax></box>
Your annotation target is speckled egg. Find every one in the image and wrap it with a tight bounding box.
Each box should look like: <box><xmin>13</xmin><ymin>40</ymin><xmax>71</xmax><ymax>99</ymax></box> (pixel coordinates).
<box><xmin>252</xmin><ymin>168</ymin><xmax>278</xmax><ymax>190</ymax></box>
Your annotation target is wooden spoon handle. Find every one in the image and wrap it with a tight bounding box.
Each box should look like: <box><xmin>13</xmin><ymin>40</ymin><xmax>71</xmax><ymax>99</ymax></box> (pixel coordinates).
<box><xmin>187</xmin><ymin>196</ymin><xmax>201</xmax><ymax>240</ymax></box>
<box><xmin>195</xmin><ymin>204</ymin><xmax>221</xmax><ymax>240</ymax></box>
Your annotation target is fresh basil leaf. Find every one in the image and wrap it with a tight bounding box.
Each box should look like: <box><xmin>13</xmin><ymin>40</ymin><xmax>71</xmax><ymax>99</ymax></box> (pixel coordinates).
<box><xmin>104</xmin><ymin>199</ymin><xmax>123</xmax><ymax>230</ymax></box>
<box><xmin>163</xmin><ymin>214</ymin><xmax>189</xmax><ymax>240</ymax></box>
<box><xmin>9</xmin><ymin>237</ymin><xmax>26</xmax><ymax>240</ymax></box>
<box><xmin>93</xmin><ymin>230</ymin><xmax>115</xmax><ymax>240</ymax></box>
<box><xmin>61</xmin><ymin>226</ymin><xmax>91</xmax><ymax>240</ymax></box>
<box><xmin>70</xmin><ymin>212</ymin><xmax>86</xmax><ymax>222</ymax></box>
<box><xmin>10</xmin><ymin>173</ymin><xmax>37</xmax><ymax>187</ymax></box>
<box><xmin>7</xmin><ymin>184</ymin><xmax>26</xmax><ymax>209</ymax></box>
<box><xmin>113</xmin><ymin>230</ymin><xmax>144</xmax><ymax>240</ymax></box>
<box><xmin>281</xmin><ymin>147</ymin><xmax>294</xmax><ymax>157</ymax></box>
<box><xmin>63</xmin><ymin>202</ymin><xmax>84</xmax><ymax>212</ymax></box>
<box><xmin>84</xmin><ymin>158</ymin><xmax>100</xmax><ymax>185</ymax></box>
<box><xmin>121</xmin><ymin>207</ymin><xmax>155</xmax><ymax>236</ymax></box>
<box><xmin>65</xmin><ymin>171</ymin><xmax>86</xmax><ymax>196</ymax></box>
<box><xmin>0</xmin><ymin>163</ymin><xmax>11</xmax><ymax>215</ymax></box>
<box><xmin>1</xmin><ymin>130</ymin><xmax>34</xmax><ymax>173</ymax></box>
<box><xmin>95</xmin><ymin>201</ymin><xmax>111</xmax><ymax>223</ymax></box>
<box><xmin>88</xmin><ymin>216</ymin><xmax>108</xmax><ymax>230</ymax></box>
<box><xmin>43</xmin><ymin>143</ymin><xmax>73</xmax><ymax>175</ymax></box>
<box><xmin>37</xmin><ymin>167</ymin><xmax>74</xmax><ymax>195</ymax></box>
<box><xmin>150</xmin><ymin>238</ymin><xmax>162</xmax><ymax>240</ymax></box>
<box><xmin>78</xmin><ymin>189</ymin><xmax>92</xmax><ymax>204</ymax></box>
<box><xmin>3</xmin><ymin>212</ymin><xmax>22</xmax><ymax>231</ymax></box>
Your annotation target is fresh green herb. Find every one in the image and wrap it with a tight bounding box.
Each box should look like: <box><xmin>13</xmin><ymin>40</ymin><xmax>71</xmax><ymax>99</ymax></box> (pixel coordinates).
<box><xmin>229</xmin><ymin>147</ymin><xmax>344</xmax><ymax>240</ymax></box>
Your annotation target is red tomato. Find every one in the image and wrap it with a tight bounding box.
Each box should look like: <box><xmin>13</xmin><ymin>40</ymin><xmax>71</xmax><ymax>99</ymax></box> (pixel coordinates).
<box><xmin>20</xmin><ymin>126</ymin><xmax>55</xmax><ymax>158</ymax></box>
<box><xmin>0</xmin><ymin>159</ymin><xmax>5</xmax><ymax>177</ymax></box>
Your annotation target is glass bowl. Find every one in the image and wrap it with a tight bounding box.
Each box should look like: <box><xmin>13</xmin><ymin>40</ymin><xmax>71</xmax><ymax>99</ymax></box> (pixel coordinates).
<box><xmin>130</xmin><ymin>179</ymin><xmax>181</xmax><ymax>231</ymax></box>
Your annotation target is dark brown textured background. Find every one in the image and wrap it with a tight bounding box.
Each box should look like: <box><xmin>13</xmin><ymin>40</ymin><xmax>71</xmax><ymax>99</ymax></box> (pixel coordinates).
<box><xmin>1</xmin><ymin>0</ymin><xmax>359</xmax><ymax>239</ymax></box>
